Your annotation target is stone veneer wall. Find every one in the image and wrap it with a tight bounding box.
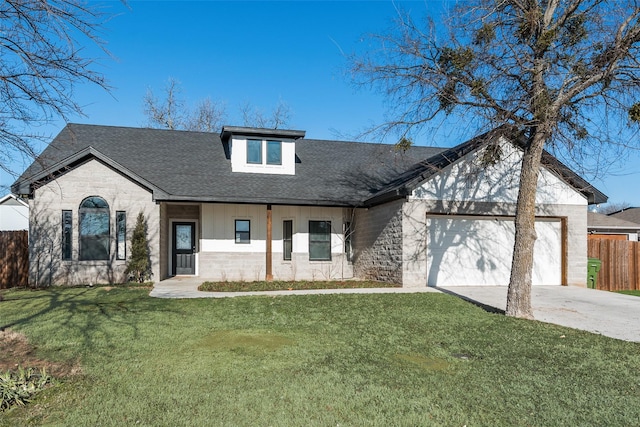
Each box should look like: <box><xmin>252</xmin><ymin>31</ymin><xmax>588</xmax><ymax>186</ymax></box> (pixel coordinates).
<box><xmin>352</xmin><ymin>200</ymin><xmax>404</xmax><ymax>285</ymax></box>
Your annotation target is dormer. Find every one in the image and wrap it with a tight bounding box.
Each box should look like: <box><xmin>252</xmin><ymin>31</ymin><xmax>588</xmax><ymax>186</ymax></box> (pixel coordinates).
<box><xmin>221</xmin><ymin>126</ymin><xmax>305</xmax><ymax>175</ymax></box>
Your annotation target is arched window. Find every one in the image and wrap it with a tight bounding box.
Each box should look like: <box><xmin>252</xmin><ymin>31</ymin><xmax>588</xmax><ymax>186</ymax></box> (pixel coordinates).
<box><xmin>79</xmin><ymin>196</ymin><xmax>110</xmax><ymax>260</ymax></box>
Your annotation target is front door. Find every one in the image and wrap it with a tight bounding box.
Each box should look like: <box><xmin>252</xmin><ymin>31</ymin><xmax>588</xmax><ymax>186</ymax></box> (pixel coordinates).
<box><xmin>172</xmin><ymin>222</ymin><xmax>196</xmax><ymax>275</ymax></box>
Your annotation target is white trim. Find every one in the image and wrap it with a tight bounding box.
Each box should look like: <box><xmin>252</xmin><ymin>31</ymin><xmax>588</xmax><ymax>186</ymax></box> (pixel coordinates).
<box><xmin>0</xmin><ymin>193</ymin><xmax>28</xmax><ymax>207</ymax></box>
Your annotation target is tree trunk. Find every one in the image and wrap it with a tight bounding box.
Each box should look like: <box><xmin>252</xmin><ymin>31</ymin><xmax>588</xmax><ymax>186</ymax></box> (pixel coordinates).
<box><xmin>506</xmin><ymin>129</ymin><xmax>548</xmax><ymax>318</ymax></box>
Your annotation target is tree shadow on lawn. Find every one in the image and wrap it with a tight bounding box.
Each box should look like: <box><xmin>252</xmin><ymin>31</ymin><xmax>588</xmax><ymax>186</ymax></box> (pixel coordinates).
<box><xmin>0</xmin><ymin>287</ymin><xmax>182</xmax><ymax>359</ymax></box>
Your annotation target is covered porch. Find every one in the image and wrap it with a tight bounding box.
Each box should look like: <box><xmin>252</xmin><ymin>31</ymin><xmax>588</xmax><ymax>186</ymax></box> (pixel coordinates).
<box><xmin>158</xmin><ymin>202</ymin><xmax>354</xmax><ymax>282</ymax></box>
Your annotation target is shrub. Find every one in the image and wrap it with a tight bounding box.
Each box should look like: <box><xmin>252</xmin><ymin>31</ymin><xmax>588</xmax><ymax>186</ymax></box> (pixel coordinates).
<box><xmin>0</xmin><ymin>366</ymin><xmax>53</xmax><ymax>411</ymax></box>
<box><xmin>125</xmin><ymin>212</ymin><xmax>151</xmax><ymax>283</ymax></box>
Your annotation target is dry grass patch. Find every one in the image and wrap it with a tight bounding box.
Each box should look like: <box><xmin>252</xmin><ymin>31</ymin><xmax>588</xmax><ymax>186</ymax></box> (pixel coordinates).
<box><xmin>0</xmin><ymin>330</ymin><xmax>80</xmax><ymax>378</ymax></box>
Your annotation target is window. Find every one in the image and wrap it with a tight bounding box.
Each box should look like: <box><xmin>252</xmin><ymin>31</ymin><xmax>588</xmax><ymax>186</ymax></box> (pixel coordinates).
<box><xmin>344</xmin><ymin>222</ymin><xmax>353</xmax><ymax>262</ymax></box>
<box><xmin>116</xmin><ymin>211</ymin><xmax>126</xmax><ymax>260</ymax></box>
<box><xmin>266</xmin><ymin>140</ymin><xmax>282</xmax><ymax>165</ymax></box>
<box><xmin>246</xmin><ymin>139</ymin><xmax>283</xmax><ymax>166</ymax></box>
<box><xmin>309</xmin><ymin>220</ymin><xmax>331</xmax><ymax>261</ymax></box>
<box><xmin>62</xmin><ymin>210</ymin><xmax>72</xmax><ymax>260</ymax></box>
<box><xmin>79</xmin><ymin>196</ymin><xmax>110</xmax><ymax>260</ymax></box>
<box><xmin>247</xmin><ymin>139</ymin><xmax>262</xmax><ymax>164</ymax></box>
<box><xmin>283</xmin><ymin>220</ymin><xmax>293</xmax><ymax>260</ymax></box>
<box><xmin>235</xmin><ymin>219</ymin><xmax>250</xmax><ymax>244</ymax></box>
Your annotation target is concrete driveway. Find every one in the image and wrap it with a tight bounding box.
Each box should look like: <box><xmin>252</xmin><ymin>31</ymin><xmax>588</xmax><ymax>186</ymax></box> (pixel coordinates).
<box><xmin>439</xmin><ymin>286</ymin><xmax>640</xmax><ymax>343</ymax></box>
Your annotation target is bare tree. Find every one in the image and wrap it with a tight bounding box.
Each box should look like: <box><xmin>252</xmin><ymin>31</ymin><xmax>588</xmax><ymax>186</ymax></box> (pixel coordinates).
<box><xmin>240</xmin><ymin>100</ymin><xmax>292</xmax><ymax>129</ymax></box>
<box><xmin>186</xmin><ymin>98</ymin><xmax>227</xmax><ymax>132</ymax></box>
<box><xmin>143</xmin><ymin>77</ymin><xmax>186</xmax><ymax>130</ymax></box>
<box><xmin>144</xmin><ymin>79</ymin><xmax>228</xmax><ymax>132</ymax></box>
<box><xmin>352</xmin><ymin>1</ymin><xmax>640</xmax><ymax>318</ymax></box>
<box><xmin>0</xmin><ymin>0</ymin><xmax>114</xmax><ymax>176</ymax></box>
<box><xmin>143</xmin><ymin>79</ymin><xmax>291</xmax><ymax>132</ymax></box>
<box><xmin>595</xmin><ymin>201</ymin><xmax>633</xmax><ymax>215</ymax></box>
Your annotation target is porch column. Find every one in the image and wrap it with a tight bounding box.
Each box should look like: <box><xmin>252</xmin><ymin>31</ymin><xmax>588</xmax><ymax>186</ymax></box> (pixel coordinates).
<box><xmin>266</xmin><ymin>204</ymin><xmax>273</xmax><ymax>281</ymax></box>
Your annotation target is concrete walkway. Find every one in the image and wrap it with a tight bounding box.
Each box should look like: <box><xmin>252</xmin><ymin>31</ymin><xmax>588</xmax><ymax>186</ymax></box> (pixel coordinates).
<box><xmin>151</xmin><ymin>278</ymin><xmax>640</xmax><ymax>343</ymax></box>
<box><xmin>149</xmin><ymin>276</ymin><xmax>440</xmax><ymax>299</ymax></box>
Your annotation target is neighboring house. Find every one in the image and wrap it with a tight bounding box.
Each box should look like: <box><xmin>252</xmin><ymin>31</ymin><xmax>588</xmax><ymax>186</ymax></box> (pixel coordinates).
<box><xmin>609</xmin><ymin>207</ymin><xmax>640</xmax><ymax>224</ymax></box>
<box><xmin>12</xmin><ymin>124</ymin><xmax>606</xmax><ymax>288</ymax></box>
<box><xmin>587</xmin><ymin>211</ymin><xmax>640</xmax><ymax>241</ymax></box>
<box><xmin>0</xmin><ymin>193</ymin><xmax>29</xmax><ymax>231</ymax></box>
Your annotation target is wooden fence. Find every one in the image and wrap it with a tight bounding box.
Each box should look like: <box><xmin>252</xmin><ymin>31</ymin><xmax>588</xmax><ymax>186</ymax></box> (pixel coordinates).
<box><xmin>587</xmin><ymin>239</ymin><xmax>640</xmax><ymax>291</ymax></box>
<box><xmin>0</xmin><ymin>230</ymin><xmax>29</xmax><ymax>289</ymax></box>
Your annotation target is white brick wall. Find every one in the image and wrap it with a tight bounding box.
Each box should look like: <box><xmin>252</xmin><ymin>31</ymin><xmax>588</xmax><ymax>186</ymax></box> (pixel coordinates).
<box><xmin>30</xmin><ymin>159</ymin><xmax>160</xmax><ymax>286</ymax></box>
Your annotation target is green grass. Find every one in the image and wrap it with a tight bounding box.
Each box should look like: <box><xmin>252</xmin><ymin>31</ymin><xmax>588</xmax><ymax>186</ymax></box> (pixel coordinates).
<box><xmin>199</xmin><ymin>279</ymin><xmax>400</xmax><ymax>292</ymax></box>
<box><xmin>617</xmin><ymin>290</ymin><xmax>640</xmax><ymax>297</ymax></box>
<box><xmin>1</xmin><ymin>286</ymin><xmax>640</xmax><ymax>426</ymax></box>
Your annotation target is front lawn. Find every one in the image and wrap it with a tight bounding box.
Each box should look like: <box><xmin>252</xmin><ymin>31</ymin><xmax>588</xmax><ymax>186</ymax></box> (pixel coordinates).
<box><xmin>617</xmin><ymin>290</ymin><xmax>640</xmax><ymax>297</ymax></box>
<box><xmin>1</xmin><ymin>286</ymin><xmax>639</xmax><ymax>426</ymax></box>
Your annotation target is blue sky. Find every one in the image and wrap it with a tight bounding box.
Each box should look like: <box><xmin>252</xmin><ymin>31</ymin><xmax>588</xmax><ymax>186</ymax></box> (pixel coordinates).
<box><xmin>3</xmin><ymin>0</ymin><xmax>640</xmax><ymax>207</ymax></box>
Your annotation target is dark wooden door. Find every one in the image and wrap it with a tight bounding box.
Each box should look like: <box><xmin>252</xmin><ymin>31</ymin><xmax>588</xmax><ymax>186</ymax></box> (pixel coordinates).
<box><xmin>172</xmin><ymin>222</ymin><xmax>196</xmax><ymax>275</ymax></box>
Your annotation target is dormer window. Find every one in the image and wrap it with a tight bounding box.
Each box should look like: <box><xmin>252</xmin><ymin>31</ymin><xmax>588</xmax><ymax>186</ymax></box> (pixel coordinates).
<box><xmin>247</xmin><ymin>139</ymin><xmax>262</xmax><ymax>164</ymax></box>
<box><xmin>266</xmin><ymin>141</ymin><xmax>282</xmax><ymax>165</ymax></box>
<box><xmin>246</xmin><ymin>139</ymin><xmax>282</xmax><ymax>165</ymax></box>
<box><xmin>221</xmin><ymin>126</ymin><xmax>305</xmax><ymax>175</ymax></box>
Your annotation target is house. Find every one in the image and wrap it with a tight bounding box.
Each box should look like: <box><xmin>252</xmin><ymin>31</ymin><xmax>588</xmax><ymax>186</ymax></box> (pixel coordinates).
<box><xmin>587</xmin><ymin>211</ymin><xmax>640</xmax><ymax>241</ymax></box>
<box><xmin>609</xmin><ymin>207</ymin><xmax>640</xmax><ymax>224</ymax></box>
<box><xmin>0</xmin><ymin>193</ymin><xmax>29</xmax><ymax>231</ymax></box>
<box><xmin>12</xmin><ymin>124</ymin><xmax>606</xmax><ymax>288</ymax></box>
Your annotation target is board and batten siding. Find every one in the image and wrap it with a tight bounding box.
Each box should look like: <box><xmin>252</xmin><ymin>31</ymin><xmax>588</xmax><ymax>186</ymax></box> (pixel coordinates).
<box><xmin>29</xmin><ymin>159</ymin><xmax>160</xmax><ymax>286</ymax></box>
<box><xmin>197</xmin><ymin>203</ymin><xmax>353</xmax><ymax>281</ymax></box>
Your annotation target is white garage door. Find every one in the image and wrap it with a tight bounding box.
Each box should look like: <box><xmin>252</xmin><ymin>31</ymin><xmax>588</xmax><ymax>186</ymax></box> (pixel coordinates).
<box><xmin>426</xmin><ymin>215</ymin><xmax>562</xmax><ymax>286</ymax></box>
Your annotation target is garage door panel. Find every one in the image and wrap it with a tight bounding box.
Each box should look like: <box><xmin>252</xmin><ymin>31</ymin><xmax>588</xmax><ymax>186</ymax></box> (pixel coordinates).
<box><xmin>426</xmin><ymin>216</ymin><xmax>561</xmax><ymax>286</ymax></box>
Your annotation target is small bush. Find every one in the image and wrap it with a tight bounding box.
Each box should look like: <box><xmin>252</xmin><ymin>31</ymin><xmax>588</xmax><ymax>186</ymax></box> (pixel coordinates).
<box><xmin>0</xmin><ymin>367</ymin><xmax>53</xmax><ymax>411</ymax></box>
<box><xmin>125</xmin><ymin>212</ymin><xmax>151</xmax><ymax>283</ymax></box>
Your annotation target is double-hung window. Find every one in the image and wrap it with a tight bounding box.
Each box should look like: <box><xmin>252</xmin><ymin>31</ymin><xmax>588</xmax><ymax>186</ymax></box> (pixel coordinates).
<box><xmin>344</xmin><ymin>222</ymin><xmax>353</xmax><ymax>262</ymax></box>
<box><xmin>116</xmin><ymin>211</ymin><xmax>126</xmax><ymax>260</ymax></box>
<box><xmin>235</xmin><ymin>219</ymin><xmax>251</xmax><ymax>244</ymax></box>
<box><xmin>283</xmin><ymin>220</ymin><xmax>293</xmax><ymax>260</ymax></box>
<box><xmin>62</xmin><ymin>210</ymin><xmax>73</xmax><ymax>260</ymax></box>
<box><xmin>309</xmin><ymin>220</ymin><xmax>331</xmax><ymax>261</ymax></box>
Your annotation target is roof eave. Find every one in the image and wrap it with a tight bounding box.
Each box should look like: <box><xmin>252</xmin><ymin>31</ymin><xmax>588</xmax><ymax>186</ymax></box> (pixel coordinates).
<box><xmin>220</xmin><ymin>126</ymin><xmax>306</xmax><ymax>143</ymax></box>
<box><xmin>363</xmin><ymin>188</ymin><xmax>409</xmax><ymax>208</ymax></box>
<box><xmin>12</xmin><ymin>147</ymin><xmax>170</xmax><ymax>201</ymax></box>
<box><xmin>156</xmin><ymin>194</ymin><xmax>356</xmax><ymax>208</ymax></box>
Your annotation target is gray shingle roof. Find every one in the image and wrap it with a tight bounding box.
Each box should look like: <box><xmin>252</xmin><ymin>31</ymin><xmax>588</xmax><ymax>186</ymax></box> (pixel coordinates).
<box><xmin>13</xmin><ymin>123</ymin><xmax>607</xmax><ymax>207</ymax></box>
<box><xmin>609</xmin><ymin>208</ymin><xmax>640</xmax><ymax>224</ymax></box>
<box><xmin>13</xmin><ymin>124</ymin><xmax>444</xmax><ymax>206</ymax></box>
<box><xmin>588</xmin><ymin>212</ymin><xmax>640</xmax><ymax>229</ymax></box>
